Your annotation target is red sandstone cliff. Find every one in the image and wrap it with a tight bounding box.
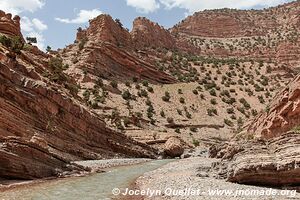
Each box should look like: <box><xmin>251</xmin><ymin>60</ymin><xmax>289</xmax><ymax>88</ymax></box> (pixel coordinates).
<box><xmin>0</xmin><ymin>11</ymin><xmax>158</xmax><ymax>180</ymax></box>
<box><xmin>63</xmin><ymin>14</ymin><xmax>176</xmax><ymax>84</ymax></box>
<box><xmin>0</xmin><ymin>10</ymin><xmax>22</xmax><ymax>38</ymax></box>
<box><xmin>131</xmin><ymin>17</ymin><xmax>176</xmax><ymax>49</ymax></box>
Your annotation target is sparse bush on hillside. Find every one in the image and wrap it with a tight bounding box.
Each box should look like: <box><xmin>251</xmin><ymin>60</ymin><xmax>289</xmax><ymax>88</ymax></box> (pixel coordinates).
<box><xmin>224</xmin><ymin>119</ymin><xmax>234</xmax><ymax>127</ymax></box>
<box><xmin>179</xmin><ymin>97</ymin><xmax>185</xmax><ymax>104</ymax></box>
<box><xmin>207</xmin><ymin>108</ymin><xmax>218</xmax><ymax>116</ymax></box>
<box><xmin>110</xmin><ymin>80</ymin><xmax>118</xmax><ymax>88</ymax></box>
<box><xmin>147</xmin><ymin>86</ymin><xmax>154</xmax><ymax>93</ymax></box>
<box><xmin>192</xmin><ymin>139</ymin><xmax>200</xmax><ymax>147</ymax></box>
<box><xmin>122</xmin><ymin>90</ymin><xmax>131</xmax><ymax>100</ymax></box>
<box><xmin>0</xmin><ymin>35</ymin><xmax>23</xmax><ymax>54</ymax></box>
<box><xmin>210</xmin><ymin>98</ymin><xmax>217</xmax><ymax>105</ymax></box>
<box><xmin>162</xmin><ymin>91</ymin><xmax>171</xmax><ymax>102</ymax></box>
<box><xmin>167</xmin><ymin>117</ymin><xmax>174</xmax><ymax>124</ymax></box>
<box><xmin>160</xmin><ymin>110</ymin><xmax>165</xmax><ymax>118</ymax></box>
<box><xmin>142</xmin><ymin>80</ymin><xmax>149</xmax><ymax>87</ymax></box>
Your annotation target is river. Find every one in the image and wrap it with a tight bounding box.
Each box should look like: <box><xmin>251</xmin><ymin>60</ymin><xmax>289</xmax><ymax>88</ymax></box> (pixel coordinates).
<box><xmin>0</xmin><ymin>159</ymin><xmax>173</xmax><ymax>200</ymax></box>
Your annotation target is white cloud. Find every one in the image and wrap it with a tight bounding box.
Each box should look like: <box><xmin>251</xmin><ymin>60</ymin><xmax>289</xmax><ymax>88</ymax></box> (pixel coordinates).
<box><xmin>26</xmin><ymin>31</ymin><xmax>46</xmax><ymax>50</ymax></box>
<box><xmin>32</xmin><ymin>18</ymin><xmax>48</xmax><ymax>31</ymax></box>
<box><xmin>0</xmin><ymin>0</ymin><xmax>44</xmax><ymax>15</ymax></box>
<box><xmin>159</xmin><ymin>0</ymin><xmax>289</xmax><ymax>14</ymax></box>
<box><xmin>55</xmin><ymin>9</ymin><xmax>103</xmax><ymax>24</ymax></box>
<box><xmin>126</xmin><ymin>0</ymin><xmax>160</xmax><ymax>13</ymax></box>
<box><xmin>21</xmin><ymin>17</ymin><xmax>47</xmax><ymax>50</ymax></box>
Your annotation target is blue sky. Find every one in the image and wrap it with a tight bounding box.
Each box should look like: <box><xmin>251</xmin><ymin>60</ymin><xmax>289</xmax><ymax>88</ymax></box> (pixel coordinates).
<box><xmin>0</xmin><ymin>0</ymin><xmax>294</xmax><ymax>50</ymax></box>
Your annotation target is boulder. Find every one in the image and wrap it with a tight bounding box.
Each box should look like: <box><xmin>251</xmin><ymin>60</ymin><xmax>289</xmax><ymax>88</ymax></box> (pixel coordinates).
<box><xmin>164</xmin><ymin>137</ymin><xmax>184</xmax><ymax>157</ymax></box>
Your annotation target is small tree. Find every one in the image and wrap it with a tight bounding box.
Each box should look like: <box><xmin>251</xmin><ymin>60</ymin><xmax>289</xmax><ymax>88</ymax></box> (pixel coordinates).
<box><xmin>115</xmin><ymin>18</ymin><xmax>123</xmax><ymax>28</ymax></box>
<box><xmin>26</xmin><ymin>37</ymin><xmax>37</xmax><ymax>44</ymax></box>
<box><xmin>46</xmin><ymin>46</ymin><xmax>52</xmax><ymax>52</ymax></box>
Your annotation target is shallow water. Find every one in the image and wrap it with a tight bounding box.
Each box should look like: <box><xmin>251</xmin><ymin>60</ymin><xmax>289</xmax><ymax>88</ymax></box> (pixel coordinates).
<box><xmin>1</xmin><ymin>159</ymin><xmax>173</xmax><ymax>200</ymax></box>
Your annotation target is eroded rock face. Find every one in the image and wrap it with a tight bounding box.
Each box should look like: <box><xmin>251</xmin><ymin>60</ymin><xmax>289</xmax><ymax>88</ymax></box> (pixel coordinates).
<box><xmin>0</xmin><ymin>40</ymin><xmax>158</xmax><ymax>180</ymax></box>
<box><xmin>131</xmin><ymin>17</ymin><xmax>176</xmax><ymax>49</ymax></box>
<box><xmin>247</xmin><ymin>75</ymin><xmax>300</xmax><ymax>139</ymax></box>
<box><xmin>171</xmin><ymin>1</ymin><xmax>300</xmax><ymax>64</ymax></box>
<box><xmin>210</xmin><ymin>133</ymin><xmax>300</xmax><ymax>186</ymax></box>
<box><xmin>79</xmin><ymin>14</ymin><xmax>132</xmax><ymax>48</ymax></box>
<box><xmin>65</xmin><ymin>15</ymin><xmax>176</xmax><ymax>84</ymax></box>
<box><xmin>0</xmin><ymin>11</ymin><xmax>22</xmax><ymax>38</ymax></box>
<box><xmin>164</xmin><ymin>137</ymin><xmax>184</xmax><ymax>157</ymax></box>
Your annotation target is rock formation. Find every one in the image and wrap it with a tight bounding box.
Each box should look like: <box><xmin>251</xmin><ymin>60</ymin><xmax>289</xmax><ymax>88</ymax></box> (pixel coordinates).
<box><xmin>247</xmin><ymin>75</ymin><xmax>300</xmax><ymax>139</ymax></box>
<box><xmin>210</xmin><ymin>132</ymin><xmax>300</xmax><ymax>186</ymax></box>
<box><xmin>131</xmin><ymin>17</ymin><xmax>176</xmax><ymax>49</ymax></box>
<box><xmin>0</xmin><ymin>11</ymin><xmax>22</xmax><ymax>38</ymax></box>
<box><xmin>64</xmin><ymin>14</ymin><xmax>176</xmax><ymax>84</ymax></box>
<box><xmin>164</xmin><ymin>137</ymin><xmax>184</xmax><ymax>157</ymax></box>
<box><xmin>0</xmin><ymin>11</ymin><xmax>158</xmax><ymax>180</ymax></box>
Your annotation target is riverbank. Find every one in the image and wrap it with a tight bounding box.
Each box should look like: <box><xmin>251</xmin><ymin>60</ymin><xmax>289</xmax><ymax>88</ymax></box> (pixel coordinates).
<box><xmin>0</xmin><ymin>158</ymin><xmax>151</xmax><ymax>193</ymax></box>
<box><xmin>133</xmin><ymin>157</ymin><xmax>299</xmax><ymax>200</ymax></box>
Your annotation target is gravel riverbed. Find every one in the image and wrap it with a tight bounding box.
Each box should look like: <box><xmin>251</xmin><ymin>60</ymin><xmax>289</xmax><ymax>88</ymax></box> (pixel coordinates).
<box><xmin>135</xmin><ymin>157</ymin><xmax>299</xmax><ymax>200</ymax></box>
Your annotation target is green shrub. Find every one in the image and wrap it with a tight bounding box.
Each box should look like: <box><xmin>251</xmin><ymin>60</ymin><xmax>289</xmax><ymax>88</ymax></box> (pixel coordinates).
<box><xmin>190</xmin><ymin>127</ymin><xmax>198</xmax><ymax>132</ymax></box>
<box><xmin>110</xmin><ymin>81</ymin><xmax>118</xmax><ymax>88</ymax></box>
<box><xmin>160</xmin><ymin>110</ymin><xmax>165</xmax><ymax>118</ymax></box>
<box><xmin>162</xmin><ymin>91</ymin><xmax>171</xmax><ymax>102</ymax></box>
<box><xmin>210</xmin><ymin>99</ymin><xmax>217</xmax><ymax>105</ymax></box>
<box><xmin>0</xmin><ymin>35</ymin><xmax>23</xmax><ymax>54</ymax></box>
<box><xmin>122</xmin><ymin>90</ymin><xmax>131</xmax><ymax>100</ymax></box>
<box><xmin>167</xmin><ymin>117</ymin><xmax>174</xmax><ymax>124</ymax></box>
<box><xmin>179</xmin><ymin>97</ymin><xmax>185</xmax><ymax>104</ymax></box>
<box><xmin>209</xmin><ymin>89</ymin><xmax>217</xmax><ymax>96</ymax></box>
<box><xmin>192</xmin><ymin>139</ymin><xmax>200</xmax><ymax>147</ymax></box>
<box><xmin>147</xmin><ymin>86</ymin><xmax>154</xmax><ymax>93</ymax></box>
<box><xmin>224</xmin><ymin>119</ymin><xmax>234</xmax><ymax>127</ymax></box>
<box><xmin>142</xmin><ymin>80</ymin><xmax>149</xmax><ymax>87</ymax></box>
<box><xmin>140</xmin><ymin>89</ymin><xmax>148</xmax><ymax>97</ymax></box>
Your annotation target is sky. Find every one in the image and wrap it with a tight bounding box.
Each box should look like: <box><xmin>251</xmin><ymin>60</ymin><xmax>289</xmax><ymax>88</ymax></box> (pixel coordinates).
<box><xmin>0</xmin><ymin>0</ymin><xmax>294</xmax><ymax>50</ymax></box>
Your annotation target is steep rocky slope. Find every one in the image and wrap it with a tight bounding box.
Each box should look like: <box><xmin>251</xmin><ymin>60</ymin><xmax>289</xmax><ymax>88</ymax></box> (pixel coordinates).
<box><xmin>209</xmin><ymin>74</ymin><xmax>300</xmax><ymax>187</ymax></box>
<box><xmin>247</xmin><ymin>75</ymin><xmax>300</xmax><ymax>138</ymax></box>
<box><xmin>0</xmin><ymin>11</ymin><xmax>158</xmax><ymax>180</ymax></box>
<box><xmin>65</xmin><ymin>14</ymin><xmax>175</xmax><ymax>84</ymax></box>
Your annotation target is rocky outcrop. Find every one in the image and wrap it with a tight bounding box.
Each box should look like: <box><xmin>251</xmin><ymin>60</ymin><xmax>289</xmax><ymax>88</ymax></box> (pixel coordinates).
<box><xmin>131</xmin><ymin>17</ymin><xmax>176</xmax><ymax>49</ymax></box>
<box><xmin>0</xmin><ymin>11</ymin><xmax>22</xmax><ymax>38</ymax></box>
<box><xmin>66</xmin><ymin>15</ymin><xmax>176</xmax><ymax>84</ymax></box>
<box><xmin>164</xmin><ymin>137</ymin><xmax>184</xmax><ymax>157</ymax></box>
<box><xmin>210</xmin><ymin>132</ymin><xmax>300</xmax><ymax>186</ymax></box>
<box><xmin>77</xmin><ymin>14</ymin><xmax>132</xmax><ymax>48</ymax></box>
<box><xmin>0</xmin><ymin>39</ymin><xmax>158</xmax><ymax>179</ymax></box>
<box><xmin>247</xmin><ymin>75</ymin><xmax>300</xmax><ymax>139</ymax></box>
